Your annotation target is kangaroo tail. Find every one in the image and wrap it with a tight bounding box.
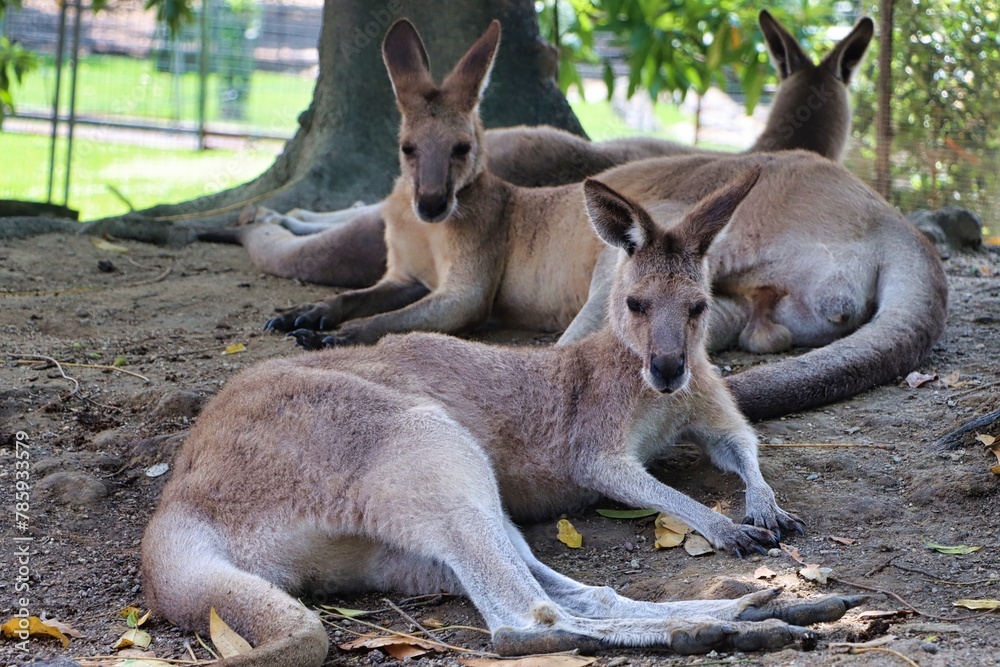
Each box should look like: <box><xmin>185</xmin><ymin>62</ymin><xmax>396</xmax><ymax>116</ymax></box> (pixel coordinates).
<box><xmin>727</xmin><ymin>221</ymin><xmax>948</xmax><ymax>421</ymax></box>
<box><xmin>141</xmin><ymin>507</ymin><xmax>328</xmax><ymax>667</ymax></box>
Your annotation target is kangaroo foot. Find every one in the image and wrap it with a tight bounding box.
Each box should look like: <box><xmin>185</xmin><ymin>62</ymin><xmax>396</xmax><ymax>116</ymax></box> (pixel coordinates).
<box><xmin>492</xmin><ymin>628</ymin><xmax>602</xmax><ymax>657</ymax></box>
<box><xmin>669</xmin><ymin>618</ymin><xmax>814</xmax><ymax>654</ymax></box>
<box><xmin>735</xmin><ymin>588</ymin><xmax>871</xmax><ymax>626</ymax></box>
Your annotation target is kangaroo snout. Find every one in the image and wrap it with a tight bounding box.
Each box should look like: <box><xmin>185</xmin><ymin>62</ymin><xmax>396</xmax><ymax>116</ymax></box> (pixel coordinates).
<box><xmin>416</xmin><ymin>191</ymin><xmax>452</xmax><ymax>222</ymax></box>
<box><xmin>648</xmin><ymin>354</ymin><xmax>687</xmax><ymax>393</ymax></box>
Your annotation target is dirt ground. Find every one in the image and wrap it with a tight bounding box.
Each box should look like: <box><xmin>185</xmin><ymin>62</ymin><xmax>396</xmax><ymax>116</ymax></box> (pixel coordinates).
<box><xmin>1</xmin><ymin>232</ymin><xmax>999</xmax><ymax>667</ymax></box>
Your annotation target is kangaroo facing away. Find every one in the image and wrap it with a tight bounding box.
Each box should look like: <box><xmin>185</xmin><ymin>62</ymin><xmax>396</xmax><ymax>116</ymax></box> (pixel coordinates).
<box><xmin>213</xmin><ymin>11</ymin><xmax>872</xmax><ymax>289</ymax></box>
<box><xmin>142</xmin><ymin>172</ymin><xmax>869</xmax><ymax>666</ymax></box>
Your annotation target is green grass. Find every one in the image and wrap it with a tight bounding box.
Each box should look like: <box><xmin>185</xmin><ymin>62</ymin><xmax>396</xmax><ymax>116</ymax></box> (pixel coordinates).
<box><xmin>0</xmin><ymin>132</ymin><xmax>276</xmax><ymax>220</ymax></box>
<box><xmin>14</xmin><ymin>54</ymin><xmax>314</xmax><ymax>134</ymax></box>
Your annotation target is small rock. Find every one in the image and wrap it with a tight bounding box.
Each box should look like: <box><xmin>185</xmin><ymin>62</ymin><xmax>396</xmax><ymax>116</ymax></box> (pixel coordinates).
<box><xmin>606</xmin><ymin>658</ymin><xmax>629</xmax><ymax>667</ymax></box>
<box><xmin>153</xmin><ymin>390</ymin><xmax>205</xmax><ymax>420</ymax></box>
<box><xmin>768</xmin><ymin>548</ymin><xmax>782</xmax><ymax>558</ymax></box>
<box><xmin>36</xmin><ymin>471</ymin><xmax>109</xmax><ymax>505</ymax></box>
<box><xmin>629</xmin><ymin>559</ymin><xmax>640</xmax><ymax>570</ymax></box>
<box><xmin>921</xmin><ymin>642</ymin><xmax>939</xmax><ymax>654</ymax></box>
<box><xmin>75</xmin><ymin>307</ymin><xmax>89</xmax><ymax>318</ymax></box>
<box><xmin>97</xmin><ymin>259</ymin><xmax>117</xmax><ymax>273</ymax></box>
<box><xmin>623</xmin><ymin>541</ymin><xmax>635</xmax><ymax>552</ymax></box>
<box><xmin>806</xmin><ymin>473</ymin><xmax>820</xmax><ymax>481</ymax></box>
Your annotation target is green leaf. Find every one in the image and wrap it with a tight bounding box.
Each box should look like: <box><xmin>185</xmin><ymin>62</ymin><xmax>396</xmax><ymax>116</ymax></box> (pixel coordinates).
<box><xmin>925</xmin><ymin>540</ymin><xmax>982</xmax><ymax>555</ymax></box>
<box><xmin>329</xmin><ymin>607</ymin><xmax>369</xmax><ymax>618</ymax></box>
<box><xmin>596</xmin><ymin>508</ymin><xmax>659</xmax><ymax>519</ymax></box>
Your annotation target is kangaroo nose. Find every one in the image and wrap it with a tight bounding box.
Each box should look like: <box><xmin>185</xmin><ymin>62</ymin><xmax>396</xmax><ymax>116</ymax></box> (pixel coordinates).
<box><xmin>649</xmin><ymin>354</ymin><xmax>685</xmax><ymax>392</ymax></box>
<box><xmin>417</xmin><ymin>193</ymin><xmax>450</xmax><ymax>221</ymax></box>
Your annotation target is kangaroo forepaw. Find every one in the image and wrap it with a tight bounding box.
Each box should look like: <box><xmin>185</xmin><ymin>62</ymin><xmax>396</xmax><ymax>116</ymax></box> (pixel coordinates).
<box><xmin>713</xmin><ymin>523</ymin><xmax>780</xmax><ymax>558</ymax></box>
<box><xmin>287</xmin><ymin>328</ymin><xmax>328</xmax><ymax>350</ymax></box>
<box><xmin>737</xmin><ymin>592</ymin><xmax>871</xmax><ymax>626</ymax></box>
<box><xmin>670</xmin><ymin>618</ymin><xmax>813</xmax><ymax>654</ymax></box>
<box><xmin>742</xmin><ymin>507</ymin><xmax>807</xmax><ymax>542</ymax></box>
<box><xmin>264</xmin><ymin>304</ymin><xmax>339</xmax><ymax>333</ymax></box>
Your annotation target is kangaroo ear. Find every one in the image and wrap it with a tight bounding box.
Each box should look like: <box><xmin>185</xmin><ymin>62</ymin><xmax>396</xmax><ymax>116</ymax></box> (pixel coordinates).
<box><xmin>584</xmin><ymin>179</ymin><xmax>656</xmax><ymax>256</ymax></box>
<box><xmin>442</xmin><ymin>20</ymin><xmax>501</xmax><ymax>110</ymax></box>
<box><xmin>383</xmin><ymin>19</ymin><xmax>434</xmax><ymax>101</ymax></box>
<box><xmin>681</xmin><ymin>166</ymin><xmax>763</xmax><ymax>256</ymax></box>
<box><xmin>820</xmin><ymin>16</ymin><xmax>874</xmax><ymax>84</ymax></box>
<box><xmin>759</xmin><ymin>10</ymin><xmax>810</xmax><ymax>79</ymax></box>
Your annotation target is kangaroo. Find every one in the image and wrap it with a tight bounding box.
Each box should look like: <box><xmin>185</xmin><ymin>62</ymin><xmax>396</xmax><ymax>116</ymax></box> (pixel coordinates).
<box><xmin>142</xmin><ymin>172</ymin><xmax>869</xmax><ymax>666</ymax></box>
<box><xmin>215</xmin><ymin>11</ymin><xmax>872</xmax><ymax>289</ymax></box>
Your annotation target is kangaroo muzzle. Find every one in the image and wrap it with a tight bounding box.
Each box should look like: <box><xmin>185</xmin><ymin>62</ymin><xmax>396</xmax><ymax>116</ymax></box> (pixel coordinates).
<box><xmin>648</xmin><ymin>354</ymin><xmax>687</xmax><ymax>393</ymax></box>
<box><xmin>416</xmin><ymin>191</ymin><xmax>452</xmax><ymax>222</ymax></box>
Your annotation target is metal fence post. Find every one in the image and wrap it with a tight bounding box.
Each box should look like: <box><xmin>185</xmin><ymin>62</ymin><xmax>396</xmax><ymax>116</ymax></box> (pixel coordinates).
<box><xmin>46</xmin><ymin>0</ymin><xmax>69</xmax><ymax>204</ymax></box>
<box><xmin>62</xmin><ymin>0</ymin><xmax>83</xmax><ymax>206</ymax></box>
<box><xmin>198</xmin><ymin>0</ymin><xmax>210</xmax><ymax>150</ymax></box>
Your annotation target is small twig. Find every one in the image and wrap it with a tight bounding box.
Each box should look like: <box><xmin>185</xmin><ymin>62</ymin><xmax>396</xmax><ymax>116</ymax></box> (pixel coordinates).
<box><xmin>864</xmin><ymin>555</ymin><xmax>897</xmax><ymax>578</ymax></box>
<box><xmin>831</xmin><ymin>577</ymin><xmax>985</xmax><ymax>621</ymax></box>
<box><xmin>0</xmin><ymin>267</ymin><xmax>172</xmax><ymax>299</ymax></box>
<box><xmin>320</xmin><ymin>614</ymin><xmax>497</xmax><ymax>657</ymax></box>
<box><xmin>950</xmin><ymin>378</ymin><xmax>1000</xmax><ymax>399</ymax></box>
<box><xmin>106</xmin><ymin>184</ymin><xmax>137</xmax><ymax>211</ymax></box>
<box><xmin>194</xmin><ymin>631</ymin><xmax>220</xmax><ymax>660</ymax></box>
<box><xmin>760</xmin><ymin>442</ymin><xmax>896</xmax><ymax>451</ymax></box>
<box><xmin>892</xmin><ymin>561</ymin><xmax>1000</xmax><ymax>586</ymax></box>
<box><xmin>11</xmin><ymin>354</ymin><xmax>80</xmax><ymax>404</ymax></box>
<box><xmin>130</xmin><ymin>266</ymin><xmax>173</xmax><ymax>286</ymax></box>
<box><xmin>185</xmin><ymin>639</ymin><xmax>198</xmax><ymax>662</ymax></box>
<box><xmin>16</xmin><ymin>358</ymin><xmax>150</xmax><ymax>383</ymax></box>
<box><xmin>84</xmin><ymin>655</ymin><xmax>212</xmax><ymax>665</ymax></box>
<box><xmin>383</xmin><ymin>597</ymin><xmax>436</xmax><ymax>641</ymax></box>
<box><xmin>848</xmin><ymin>647</ymin><xmax>921</xmax><ymax>667</ymax></box>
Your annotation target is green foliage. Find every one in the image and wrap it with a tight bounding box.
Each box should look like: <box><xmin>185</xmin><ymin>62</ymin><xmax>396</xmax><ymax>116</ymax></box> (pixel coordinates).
<box><xmin>145</xmin><ymin>0</ymin><xmax>195</xmax><ymax>38</ymax></box>
<box><xmin>0</xmin><ymin>36</ymin><xmax>37</xmax><ymax>129</ymax></box>
<box><xmin>853</xmin><ymin>0</ymin><xmax>1000</xmax><ymax>210</ymax></box>
<box><xmin>537</xmin><ymin>0</ymin><xmax>838</xmax><ymax>114</ymax></box>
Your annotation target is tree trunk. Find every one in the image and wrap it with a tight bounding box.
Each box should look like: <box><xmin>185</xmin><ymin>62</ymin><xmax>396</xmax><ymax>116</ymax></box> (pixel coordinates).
<box><xmin>75</xmin><ymin>0</ymin><xmax>583</xmax><ymax>243</ymax></box>
<box><xmin>874</xmin><ymin>0</ymin><xmax>893</xmax><ymax>200</ymax></box>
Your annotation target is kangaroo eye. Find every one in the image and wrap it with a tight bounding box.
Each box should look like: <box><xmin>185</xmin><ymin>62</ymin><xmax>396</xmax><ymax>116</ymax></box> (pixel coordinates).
<box><xmin>401</xmin><ymin>144</ymin><xmax>416</xmax><ymax>157</ymax></box>
<box><xmin>626</xmin><ymin>297</ymin><xmax>646</xmax><ymax>314</ymax></box>
<box><xmin>689</xmin><ymin>301</ymin><xmax>708</xmax><ymax>318</ymax></box>
<box><xmin>452</xmin><ymin>142</ymin><xmax>471</xmax><ymax>157</ymax></box>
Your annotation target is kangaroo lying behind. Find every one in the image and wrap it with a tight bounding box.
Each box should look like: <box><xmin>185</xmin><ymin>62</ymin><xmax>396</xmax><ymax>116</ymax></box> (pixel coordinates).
<box><xmin>216</xmin><ymin>11</ymin><xmax>872</xmax><ymax>289</ymax></box>
<box><xmin>142</xmin><ymin>172</ymin><xmax>870</xmax><ymax>665</ymax></box>
<box><xmin>259</xmin><ymin>20</ymin><xmax>946</xmax><ymax>421</ymax></box>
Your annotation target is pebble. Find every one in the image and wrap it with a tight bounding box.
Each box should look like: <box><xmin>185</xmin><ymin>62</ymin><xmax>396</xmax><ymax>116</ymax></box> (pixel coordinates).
<box><xmin>806</xmin><ymin>473</ymin><xmax>820</xmax><ymax>481</ymax></box>
<box><xmin>629</xmin><ymin>559</ymin><xmax>640</xmax><ymax>570</ymax></box>
<box><xmin>768</xmin><ymin>548</ymin><xmax>782</xmax><ymax>558</ymax></box>
<box><xmin>36</xmin><ymin>471</ymin><xmax>109</xmax><ymax>505</ymax></box>
<box><xmin>75</xmin><ymin>307</ymin><xmax>89</xmax><ymax>318</ymax></box>
<box><xmin>921</xmin><ymin>642</ymin><xmax>939</xmax><ymax>654</ymax></box>
<box><xmin>152</xmin><ymin>389</ymin><xmax>205</xmax><ymax>420</ymax></box>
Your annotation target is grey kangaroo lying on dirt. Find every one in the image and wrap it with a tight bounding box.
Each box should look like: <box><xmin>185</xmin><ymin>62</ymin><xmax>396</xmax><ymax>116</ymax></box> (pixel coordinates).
<box><xmin>142</xmin><ymin>171</ymin><xmax>869</xmax><ymax>666</ymax></box>
<box><xmin>258</xmin><ymin>19</ymin><xmax>946</xmax><ymax>422</ymax></box>
<box><xmin>214</xmin><ymin>11</ymin><xmax>872</xmax><ymax>289</ymax></box>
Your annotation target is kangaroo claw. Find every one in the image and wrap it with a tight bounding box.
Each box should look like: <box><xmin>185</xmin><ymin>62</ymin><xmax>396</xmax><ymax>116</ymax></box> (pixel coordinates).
<box><xmin>737</xmin><ymin>593</ymin><xmax>872</xmax><ymax>625</ymax></box>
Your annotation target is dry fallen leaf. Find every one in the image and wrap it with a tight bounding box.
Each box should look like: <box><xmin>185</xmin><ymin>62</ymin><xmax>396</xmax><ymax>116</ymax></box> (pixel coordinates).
<box><xmin>653</xmin><ymin>513</ymin><xmax>691</xmax><ymax>549</ymax></box>
<box><xmin>953</xmin><ymin>599</ymin><xmax>1000</xmax><ymax>610</ymax></box>
<box><xmin>38</xmin><ymin>615</ymin><xmax>82</xmax><ymax>639</ymax></box>
<box><xmin>209</xmin><ymin>607</ymin><xmax>252</xmax><ymax>658</ymax></box>
<box><xmin>556</xmin><ymin>519</ymin><xmax>583</xmax><ymax>549</ymax></box>
<box><xmin>326</xmin><ymin>606</ymin><xmax>369</xmax><ymax>619</ymax></box>
<box><xmin>91</xmin><ymin>236</ymin><xmax>130</xmax><ymax>254</ymax></box>
<box><xmin>939</xmin><ymin>370</ymin><xmax>961</xmax><ymax>387</ymax></box>
<box><xmin>340</xmin><ymin>634</ymin><xmax>440</xmax><ymax>660</ymax></box>
<box><xmin>595</xmin><ymin>508</ymin><xmax>658</xmax><ymax>519</ymax></box>
<box><xmin>829</xmin><ymin>535</ymin><xmax>856</xmax><ymax>546</ymax></box>
<box><xmin>977</xmin><ymin>433</ymin><xmax>997</xmax><ymax>447</ymax></box>
<box><xmin>781</xmin><ymin>543</ymin><xmax>804</xmax><ymax>564</ymax></box>
<box><xmin>222</xmin><ymin>343</ymin><xmax>247</xmax><ymax>355</ymax></box>
<box><xmin>905</xmin><ymin>371</ymin><xmax>938</xmax><ymax>388</ymax></box>
<box><xmin>111</xmin><ymin>627</ymin><xmax>152</xmax><ymax>650</ymax></box>
<box><xmin>799</xmin><ymin>563</ymin><xmax>833</xmax><ymax>585</ymax></box>
<box><xmin>683</xmin><ymin>534</ymin><xmax>715</xmax><ymax>556</ymax></box>
<box><xmin>979</xmin><ymin>434</ymin><xmax>1000</xmax><ymax>475</ymax></box>
<box><xmin>1</xmin><ymin>616</ymin><xmax>72</xmax><ymax>647</ymax></box>
<box><xmin>754</xmin><ymin>565</ymin><xmax>778</xmax><ymax>580</ymax></box>
<box><xmin>79</xmin><ymin>649</ymin><xmax>165</xmax><ymax>667</ymax></box>
<box><xmin>461</xmin><ymin>657</ymin><xmax>597</xmax><ymax>667</ymax></box>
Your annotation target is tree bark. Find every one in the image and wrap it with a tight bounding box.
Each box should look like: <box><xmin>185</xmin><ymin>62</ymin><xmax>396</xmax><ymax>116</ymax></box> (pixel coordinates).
<box><xmin>874</xmin><ymin>0</ymin><xmax>893</xmax><ymax>200</ymax></box>
<box><xmin>72</xmin><ymin>0</ymin><xmax>583</xmax><ymax>242</ymax></box>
